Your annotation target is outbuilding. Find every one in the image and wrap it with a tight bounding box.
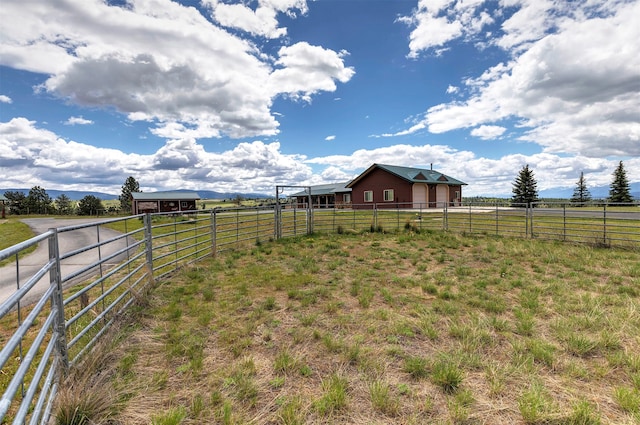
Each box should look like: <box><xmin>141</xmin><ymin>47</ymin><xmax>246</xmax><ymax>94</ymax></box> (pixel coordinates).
<box><xmin>291</xmin><ymin>182</ymin><xmax>352</xmax><ymax>208</ymax></box>
<box><xmin>131</xmin><ymin>191</ymin><xmax>200</xmax><ymax>215</ymax></box>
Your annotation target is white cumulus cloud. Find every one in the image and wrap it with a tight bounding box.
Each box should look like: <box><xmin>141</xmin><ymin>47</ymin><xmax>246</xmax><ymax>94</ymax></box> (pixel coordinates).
<box><xmin>64</xmin><ymin>116</ymin><xmax>93</xmax><ymax>126</ymax></box>
<box><xmin>471</xmin><ymin>125</ymin><xmax>506</xmax><ymax>140</ymax></box>
<box><xmin>394</xmin><ymin>0</ymin><xmax>640</xmax><ymax>158</ymax></box>
<box><xmin>0</xmin><ymin>0</ymin><xmax>353</xmax><ymax>141</ymax></box>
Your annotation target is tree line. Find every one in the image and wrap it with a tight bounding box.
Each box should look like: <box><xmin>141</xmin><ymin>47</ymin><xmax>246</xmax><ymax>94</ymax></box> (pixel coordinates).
<box><xmin>511</xmin><ymin>161</ymin><xmax>634</xmax><ymax>206</ymax></box>
<box><xmin>2</xmin><ymin>176</ymin><xmax>141</xmax><ymax>216</ymax></box>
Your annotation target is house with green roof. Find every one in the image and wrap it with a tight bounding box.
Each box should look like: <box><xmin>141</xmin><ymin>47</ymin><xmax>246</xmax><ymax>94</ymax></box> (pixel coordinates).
<box><xmin>290</xmin><ymin>182</ymin><xmax>352</xmax><ymax>208</ymax></box>
<box><xmin>346</xmin><ymin>163</ymin><xmax>466</xmax><ymax>209</ymax></box>
<box><xmin>131</xmin><ymin>191</ymin><xmax>200</xmax><ymax>215</ymax></box>
<box><xmin>291</xmin><ymin>163</ymin><xmax>466</xmax><ymax>209</ymax></box>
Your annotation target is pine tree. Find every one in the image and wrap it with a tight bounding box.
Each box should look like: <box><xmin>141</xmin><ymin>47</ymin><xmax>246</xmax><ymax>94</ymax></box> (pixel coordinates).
<box><xmin>55</xmin><ymin>194</ymin><xmax>73</xmax><ymax>215</ymax></box>
<box><xmin>78</xmin><ymin>195</ymin><xmax>104</xmax><ymax>216</ymax></box>
<box><xmin>570</xmin><ymin>172</ymin><xmax>592</xmax><ymax>205</ymax></box>
<box><xmin>119</xmin><ymin>176</ymin><xmax>141</xmax><ymax>213</ymax></box>
<box><xmin>511</xmin><ymin>164</ymin><xmax>539</xmax><ymax>207</ymax></box>
<box><xmin>608</xmin><ymin>161</ymin><xmax>632</xmax><ymax>203</ymax></box>
<box><xmin>26</xmin><ymin>186</ymin><xmax>52</xmax><ymax>214</ymax></box>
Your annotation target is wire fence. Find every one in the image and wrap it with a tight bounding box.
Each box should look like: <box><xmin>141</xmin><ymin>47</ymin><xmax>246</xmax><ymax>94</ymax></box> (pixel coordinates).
<box><xmin>1</xmin><ymin>201</ymin><xmax>638</xmax><ymax>423</ymax></box>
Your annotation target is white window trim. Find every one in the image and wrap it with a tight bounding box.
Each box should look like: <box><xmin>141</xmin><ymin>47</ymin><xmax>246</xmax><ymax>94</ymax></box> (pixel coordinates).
<box><xmin>383</xmin><ymin>189</ymin><xmax>394</xmax><ymax>202</ymax></box>
<box><xmin>364</xmin><ymin>190</ymin><xmax>373</xmax><ymax>202</ymax></box>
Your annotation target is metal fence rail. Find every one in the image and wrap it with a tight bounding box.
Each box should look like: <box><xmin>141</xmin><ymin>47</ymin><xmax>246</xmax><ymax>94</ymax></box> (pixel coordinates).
<box><xmin>0</xmin><ymin>216</ymin><xmax>153</xmax><ymax>424</ymax></box>
<box><xmin>530</xmin><ymin>202</ymin><xmax>640</xmax><ymax>248</ymax></box>
<box><xmin>1</xmin><ymin>201</ymin><xmax>638</xmax><ymax>423</ymax></box>
<box><xmin>311</xmin><ymin>202</ymin><xmax>639</xmax><ymax>248</ymax></box>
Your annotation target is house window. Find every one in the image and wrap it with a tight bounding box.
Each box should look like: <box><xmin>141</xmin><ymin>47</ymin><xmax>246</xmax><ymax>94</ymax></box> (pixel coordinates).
<box><xmin>181</xmin><ymin>201</ymin><xmax>189</xmax><ymax>208</ymax></box>
<box><xmin>383</xmin><ymin>189</ymin><xmax>394</xmax><ymax>202</ymax></box>
<box><xmin>364</xmin><ymin>190</ymin><xmax>373</xmax><ymax>202</ymax></box>
<box><xmin>343</xmin><ymin>193</ymin><xmax>351</xmax><ymax>203</ymax></box>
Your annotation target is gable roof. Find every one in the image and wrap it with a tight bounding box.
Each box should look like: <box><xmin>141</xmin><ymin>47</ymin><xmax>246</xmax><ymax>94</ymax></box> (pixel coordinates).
<box><xmin>290</xmin><ymin>182</ymin><xmax>351</xmax><ymax>197</ymax></box>
<box><xmin>131</xmin><ymin>191</ymin><xmax>200</xmax><ymax>201</ymax></box>
<box><xmin>346</xmin><ymin>164</ymin><xmax>467</xmax><ymax>187</ymax></box>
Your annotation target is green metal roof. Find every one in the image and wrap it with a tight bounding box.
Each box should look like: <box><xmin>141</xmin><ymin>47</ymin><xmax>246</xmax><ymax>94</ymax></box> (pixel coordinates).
<box><xmin>290</xmin><ymin>182</ymin><xmax>351</xmax><ymax>197</ymax></box>
<box><xmin>131</xmin><ymin>191</ymin><xmax>200</xmax><ymax>200</ymax></box>
<box><xmin>347</xmin><ymin>163</ymin><xmax>467</xmax><ymax>187</ymax></box>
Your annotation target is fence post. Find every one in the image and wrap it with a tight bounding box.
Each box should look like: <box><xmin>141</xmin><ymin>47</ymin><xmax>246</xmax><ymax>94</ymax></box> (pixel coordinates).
<box><xmin>307</xmin><ymin>201</ymin><xmax>313</xmax><ymax>235</ymax></box>
<box><xmin>563</xmin><ymin>204</ymin><xmax>567</xmax><ymax>241</ymax></box>
<box><xmin>49</xmin><ymin>228</ymin><xmax>69</xmax><ymax>373</ymax></box>
<box><xmin>603</xmin><ymin>203</ymin><xmax>607</xmax><ymax>243</ymax></box>
<box><xmin>527</xmin><ymin>203</ymin><xmax>532</xmax><ymax>238</ymax></box>
<box><xmin>444</xmin><ymin>203</ymin><xmax>448</xmax><ymax>231</ymax></box>
<box><xmin>256</xmin><ymin>208</ymin><xmax>260</xmax><ymax>241</ymax></box>
<box><xmin>332</xmin><ymin>207</ymin><xmax>336</xmax><ymax>233</ymax></box>
<box><xmin>211</xmin><ymin>209</ymin><xmax>217</xmax><ymax>258</ymax></box>
<box><xmin>143</xmin><ymin>213</ymin><xmax>155</xmax><ymax>283</ymax></box>
<box><xmin>274</xmin><ymin>201</ymin><xmax>281</xmax><ymax>240</ymax></box>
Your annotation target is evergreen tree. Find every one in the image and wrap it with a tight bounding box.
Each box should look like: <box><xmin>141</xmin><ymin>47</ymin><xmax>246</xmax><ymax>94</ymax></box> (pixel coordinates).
<box><xmin>78</xmin><ymin>195</ymin><xmax>104</xmax><ymax>216</ymax></box>
<box><xmin>608</xmin><ymin>161</ymin><xmax>632</xmax><ymax>203</ymax></box>
<box><xmin>511</xmin><ymin>164</ymin><xmax>539</xmax><ymax>207</ymax></box>
<box><xmin>55</xmin><ymin>194</ymin><xmax>73</xmax><ymax>215</ymax></box>
<box><xmin>26</xmin><ymin>186</ymin><xmax>52</xmax><ymax>214</ymax></box>
<box><xmin>570</xmin><ymin>172</ymin><xmax>592</xmax><ymax>205</ymax></box>
<box><xmin>119</xmin><ymin>176</ymin><xmax>140</xmax><ymax>213</ymax></box>
<box><xmin>4</xmin><ymin>191</ymin><xmax>27</xmax><ymax>215</ymax></box>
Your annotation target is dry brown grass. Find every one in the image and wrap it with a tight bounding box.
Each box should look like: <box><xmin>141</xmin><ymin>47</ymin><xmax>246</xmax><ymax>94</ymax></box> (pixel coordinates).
<box><xmin>103</xmin><ymin>231</ymin><xmax>639</xmax><ymax>424</ymax></box>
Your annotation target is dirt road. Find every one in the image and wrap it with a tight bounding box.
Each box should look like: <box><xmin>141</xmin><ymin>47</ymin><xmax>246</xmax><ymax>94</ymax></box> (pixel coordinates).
<box><xmin>0</xmin><ymin>218</ymin><xmax>129</xmax><ymax>305</ymax></box>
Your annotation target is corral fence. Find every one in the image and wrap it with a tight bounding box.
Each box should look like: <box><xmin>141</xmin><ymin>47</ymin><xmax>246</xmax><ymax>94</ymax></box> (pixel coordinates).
<box><xmin>312</xmin><ymin>201</ymin><xmax>640</xmax><ymax>248</ymax></box>
<box><xmin>1</xmin><ymin>201</ymin><xmax>638</xmax><ymax>423</ymax></box>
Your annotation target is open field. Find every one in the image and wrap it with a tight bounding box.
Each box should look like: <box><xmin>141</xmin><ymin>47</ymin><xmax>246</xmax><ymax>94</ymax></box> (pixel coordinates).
<box><xmin>61</xmin><ymin>230</ymin><xmax>640</xmax><ymax>424</ymax></box>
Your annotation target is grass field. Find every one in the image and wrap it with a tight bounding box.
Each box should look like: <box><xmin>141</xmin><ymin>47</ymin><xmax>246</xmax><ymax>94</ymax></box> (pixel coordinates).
<box><xmin>57</xmin><ymin>230</ymin><xmax>640</xmax><ymax>424</ymax></box>
<box><xmin>0</xmin><ymin>219</ymin><xmax>35</xmax><ymax>266</ymax></box>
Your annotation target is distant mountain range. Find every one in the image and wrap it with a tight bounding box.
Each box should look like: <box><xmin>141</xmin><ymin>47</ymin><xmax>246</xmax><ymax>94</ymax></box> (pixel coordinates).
<box><xmin>1</xmin><ymin>188</ymin><xmax>272</xmax><ymax>201</ymax></box>
<box><xmin>538</xmin><ymin>182</ymin><xmax>640</xmax><ymax>200</ymax></box>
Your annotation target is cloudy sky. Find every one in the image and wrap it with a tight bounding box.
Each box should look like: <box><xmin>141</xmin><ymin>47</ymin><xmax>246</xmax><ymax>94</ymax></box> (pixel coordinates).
<box><xmin>1</xmin><ymin>0</ymin><xmax>638</xmax><ymax>198</ymax></box>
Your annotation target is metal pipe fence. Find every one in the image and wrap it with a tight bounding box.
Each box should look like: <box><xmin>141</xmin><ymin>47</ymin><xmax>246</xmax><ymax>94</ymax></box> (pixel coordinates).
<box><xmin>312</xmin><ymin>202</ymin><xmax>639</xmax><ymax>248</ymax></box>
<box><xmin>1</xmin><ymin>201</ymin><xmax>638</xmax><ymax>423</ymax></box>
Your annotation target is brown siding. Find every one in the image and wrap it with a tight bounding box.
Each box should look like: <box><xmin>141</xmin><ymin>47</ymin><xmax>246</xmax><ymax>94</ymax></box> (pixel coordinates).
<box><xmin>134</xmin><ymin>199</ymin><xmax>197</xmax><ymax>214</ymax></box>
<box><xmin>350</xmin><ymin>168</ymin><xmax>412</xmax><ymax>209</ymax></box>
<box><xmin>428</xmin><ymin>185</ymin><xmax>437</xmax><ymax>207</ymax></box>
<box><xmin>449</xmin><ymin>185</ymin><xmax>462</xmax><ymax>205</ymax></box>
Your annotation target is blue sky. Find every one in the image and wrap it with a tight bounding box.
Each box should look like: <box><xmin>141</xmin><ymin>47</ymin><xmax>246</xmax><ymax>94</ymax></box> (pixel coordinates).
<box><xmin>1</xmin><ymin>0</ymin><xmax>639</xmax><ymax>197</ymax></box>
